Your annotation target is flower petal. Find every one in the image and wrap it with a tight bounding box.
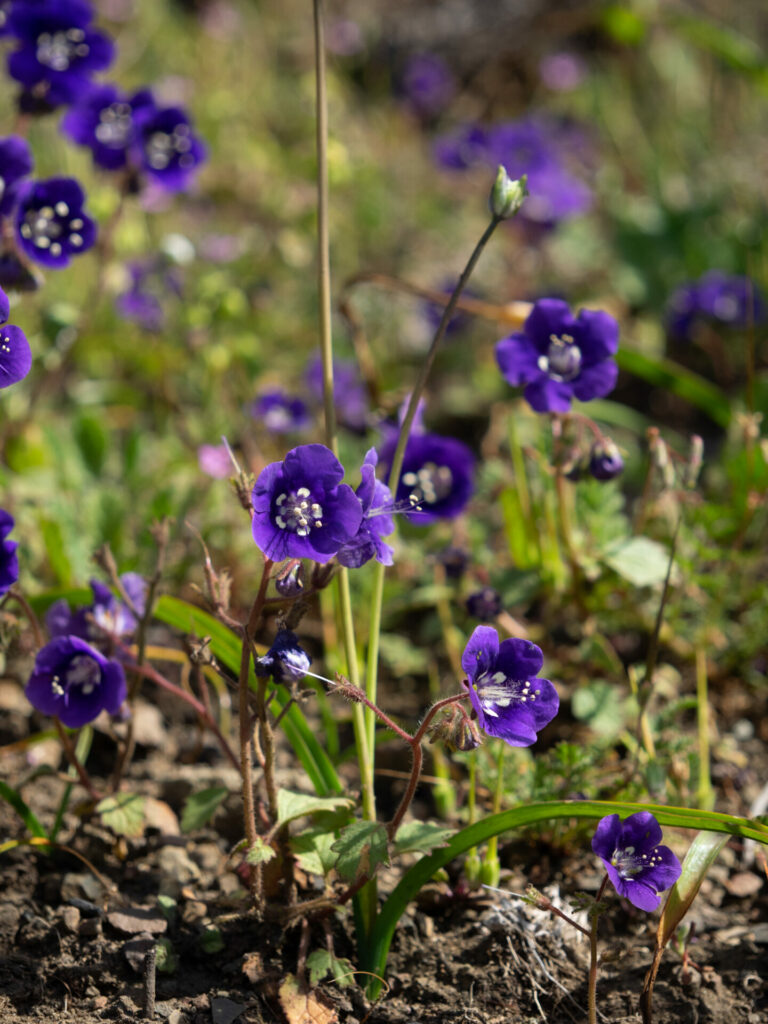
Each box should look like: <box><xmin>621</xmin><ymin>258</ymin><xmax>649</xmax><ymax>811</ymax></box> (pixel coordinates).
<box><xmin>495</xmin><ymin>334</ymin><xmax>541</xmax><ymax>386</ymax></box>
<box><xmin>461</xmin><ymin>625</ymin><xmax>499</xmax><ymax>681</ymax></box>
<box><xmin>0</xmin><ymin>325</ymin><xmax>32</xmax><ymax>388</ymax></box>
<box><xmin>572</xmin><ymin>360</ymin><xmax>618</xmax><ymax>402</ymax></box>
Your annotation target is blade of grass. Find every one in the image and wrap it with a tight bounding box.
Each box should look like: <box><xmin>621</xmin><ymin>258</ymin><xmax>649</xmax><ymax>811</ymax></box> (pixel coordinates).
<box><xmin>0</xmin><ymin>780</ymin><xmax>48</xmax><ymax>839</ymax></box>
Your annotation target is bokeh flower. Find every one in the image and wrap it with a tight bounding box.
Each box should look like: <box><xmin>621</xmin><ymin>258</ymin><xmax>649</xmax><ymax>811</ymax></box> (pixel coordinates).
<box><xmin>133</xmin><ymin>102</ymin><xmax>206</xmax><ymax>190</ymax></box>
<box><xmin>336</xmin><ymin>448</ymin><xmax>394</xmax><ymax>569</ymax></box>
<box><xmin>46</xmin><ymin>574</ymin><xmax>146</xmax><ymax>644</ymax></box>
<box><xmin>198</xmin><ymin>443</ymin><xmax>232</xmax><ymax>478</ymax></box>
<box><xmin>496</xmin><ymin>298</ymin><xmax>619</xmax><ymax>413</ymax></box>
<box><xmin>305</xmin><ymin>356</ymin><xmax>368</xmax><ymax>432</ymax></box>
<box><xmin>0</xmin><ymin>508</ymin><xmax>19</xmax><ymax>595</ymax></box>
<box><xmin>400</xmin><ymin>52</ymin><xmax>455</xmax><ymax>118</ymax></box>
<box><xmin>252</xmin><ymin>389</ymin><xmax>311</xmax><ymax>434</ymax></box>
<box><xmin>61</xmin><ymin>83</ymin><xmax>153</xmax><ymax>170</ymax></box>
<box><xmin>15</xmin><ymin>177</ymin><xmax>96</xmax><ymax>267</ymax></box>
<box><xmin>115</xmin><ymin>259</ymin><xmax>182</xmax><ymax>331</ymax></box>
<box><xmin>0</xmin><ymin>134</ymin><xmax>33</xmax><ymax>215</ymax></box>
<box><xmin>667</xmin><ymin>271</ymin><xmax>765</xmax><ymax>340</ymax></box>
<box><xmin>251</xmin><ymin>444</ymin><xmax>362</xmax><ymax>563</ymax></box>
<box><xmin>0</xmin><ymin>283</ymin><xmax>32</xmax><ymax>388</ymax></box>
<box><xmin>465</xmin><ymin>586</ymin><xmax>502</xmax><ymax>621</ymax></box>
<box><xmin>25</xmin><ymin>635</ymin><xmax>126</xmax><ymax>728</ymax></box>
<box><xmin>461</xmin><ymin>625</ymin><xmax>559</xmax><ymax>746</ymax></box>
<box><xmin>592</xmin><ymin>811</ymin><xmax>682</xmax><ymax>911</ymax></box>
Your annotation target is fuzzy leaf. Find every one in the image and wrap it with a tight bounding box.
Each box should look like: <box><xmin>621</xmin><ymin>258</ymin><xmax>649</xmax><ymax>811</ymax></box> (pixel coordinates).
<box><xmin>276</xmin><ymin>789</ymin><xmax>353</xmax><ymax>826</ymax></box>
<box><xmin>393</xmin><ymin>821</ymin><xmax>454</xmax><ymax>856</ymax></box>
<box><xmin>246</xmin><ymin>837</ymin><xmax>276</xmax><ymax>865</ymax></box>
<box><xmin>180</xmin><ymin>786</ymin><xmax>229</xmax><ymax>833</ymax></box>
<box><xmin>97</xmin><ymin>792</ymin><xmax>146</xmax><ymax>838</ymax></box>
<box><xmin>331</xmin><ymin>821</ymin><xmax>389</xmax><ymax>882</ymax></box>
<box><xmin>602</xmin><ymin>536</ymin><xmax>675</xmax><ymax>587</ymax></box>
<box><xmin>292</xmin><ymin>830</ymin><xmax>339</xmax><ymax>877</ymax></box>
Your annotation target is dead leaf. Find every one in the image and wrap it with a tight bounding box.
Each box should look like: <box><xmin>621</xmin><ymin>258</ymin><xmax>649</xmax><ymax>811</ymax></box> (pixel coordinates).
<box><xmin>242</xmin><ymin>952</ymin><xmax>263</xmax><ymax>984</ymax></box>
<box><xmin>144</xmin><ymin>797</ymin><xmax>180</xmax><ymax>835</ymax></box>
<box><xmin>278</xmin><ymin>974</ymin><xmax>337</xmax><ymax>1024</ymax></box>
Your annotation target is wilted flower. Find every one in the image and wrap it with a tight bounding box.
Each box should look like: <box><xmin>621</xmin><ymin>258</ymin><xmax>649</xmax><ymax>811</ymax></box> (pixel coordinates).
<box><xmin>0</xmin><ymin>283</ymin><xmax>32</xmax><ymax>388</ymax></box>
<box><xmin>15</xmin><ymin>177</ymin><xmax>96</xmax><ymax>267</ymax></box>
<box><xmin>591</xmin><ymin>811</ymin><xmax>682</xmax><ymax>911</ymax></box>
<box><xmin>46</xmin><ymin>574</ymin><xmax>146</xmax><ymax>643</ymax></box>
<box><xmin>25</xmin><ymin>635</ymin><xmax>126</xmax><ymax>728</ymax></box>
<box><xmin>465</xmin><ymin>586</ymin><xmax>502</xmax><ymax>621</ymax></box>
<box><xmin>252</xmin><ymin>389</ymin><xmax>311</xmax><ymax>434</ymax></box>
<box><xmin>0</xmin><ymin>134</ymin><xmax>33</xmax><ymax>215</ymax></box>
<box><xmin>667</xmin><ymin>271</ymin><xmax>765</xmax><ymax>340</ymax></box>
<box><xmin>461</xmin><ymin>625</ymin><xmax>559</xmax><ymax>747</ymax></box>
<box><xmin>379</xmin><ymin>429</ymin><xmax>475</xmax><ymax>524</ymax></box>
<box><xmin>255</xmin><ymin>629</ymin><xmax>311</xmax><ymax>685</ymax></box>
<box><xmin>427</xmin><ymin>703</ymin><xmax>481</xmax><ymax>752</ymax></box>
<box><xmin>336</xmin><ymin>448</ymin><xmax>394</xmax><ymax>569</ymax></box>
<box><xmin>588</xmin><ymin>439</ymin><xmax>624</xmax><ymax>481</ymax></box>
<box><xmin>496</xmin><ymin>298</ymin><xmax>619</xmax><ymax>413</ymax></box>
<box><xmin>274</xmin><ymin>560</ymin><xmax>306</xmax><ymax>598</ymax></box>
<box><xmin>251</xmin><ymin>444</ymin><xmax>362</xmax><ymax>563</ymax></box>
<box><xmin>0</xmin><ymin>508</ymin><xmax>19</xmax><ymax>595</ymax></box>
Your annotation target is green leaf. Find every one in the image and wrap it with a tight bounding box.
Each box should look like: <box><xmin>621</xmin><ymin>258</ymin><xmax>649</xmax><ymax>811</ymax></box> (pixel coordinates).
<box><xmin>157</xmin><ymin>895</ymin><xmax>177</xmax><ymax>924</ymax></box>
<box><xmin>180</xmin><ymin>786</ymin><xmax>229</xmax><ymax>833</ymax></box>
<box><xmin>155</xmin><ymin>937</ymin><xmax>178</xmax><ymax>974</ymax></box>
<box><xmin>616</xmin><ymin>348</ymin><xmax>731</xmax><ymax>428</ymax></box>
<box><xmin>73</xmin><ymin>413</ymin><xmax>108</xmax><ymax>476</ymax></box>
<box><xmin>332</xmin><ymin>821</ymin><xmax>389</xmax><ymax>882</ymax></box>
<box><xmin>0</xmin><ymin>780</ymin><xmax>48</xmax><ymax>839</ymax></box>
<box><xmin>276</xmin><ymin>789</ymin><xmax>353</xmax><ymax>826</ymax></box>
<box><xmin>97</xmin><ymin>792</ymin><xmax>146</xmax><ymax>838</ymax></box>
<box><xmin>292</xmin><ymin>830</ymin><xmax>339</xmax><ymax>877</ymax></box>
<box><xmin>246</xmin><ymin>837</ymin><xmax>276</xmax><ymax>865</ymax></box>
<box><xmin>306</xmin><ymin>949</ymin><xmax>355</xmax><ymax>988</ymax></box>
<box><xmin>200</xmin><ymin>926</ymin><xmax>224</xmax><ymax>953</ymax></box>
<box><xmin>602</xmin><ymin>536</ymin><xmax>674</xmax><ymax>587</ymax></box>
<box><xmin>571</xmin><ymin>681</ymin><xmax>626</xmax><ymax>737</ymax></box>
<box><xmin>38</xmin><ymin>517</ymin><xmax>72</xmax><ymax>588</ymax></box>
<box><xmin>392</xmin><ymin>821</ymin><xmax>454</xmax><ymax>856</ymax></box>
<box><xmin>657</xmin><ymin>831</ymin><xmax>729</xmax><ymax>949</ymax></box>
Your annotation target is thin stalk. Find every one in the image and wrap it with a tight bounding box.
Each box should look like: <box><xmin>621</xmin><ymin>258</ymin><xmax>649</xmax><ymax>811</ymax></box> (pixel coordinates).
<box><xmin>483</xmin><ymin>740</ymin><xmax>506</xmax><ymax>872</ymax></box>
<box><xmin>54</xmin><ymin>720</ymin><xmax>100</xmax><ymax>801</ymax></box>
<box><xmin>588</xmin><ymin>875</ymin><xmax>609</xmax><ymax>1024</ymax></box>
<box><xmin>695</xmin><ymin>646</ymin><xmax>713</xmax><ymax>810</ymax></box>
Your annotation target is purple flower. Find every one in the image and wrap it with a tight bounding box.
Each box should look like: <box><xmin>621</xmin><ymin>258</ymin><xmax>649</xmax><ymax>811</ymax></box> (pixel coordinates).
<box><xmin>25</xmin><ymin>634</ymin><xmax>126</xmax><ymax>728</ymax></box>
<box><xmin>380</xmin><ymin>429</ymin><xmax>475</xmax><ymax>524</ymax></box>
<box><xmin>461</xmin><ymin>625</ymin><xmax>559</xmax><ymax>747</ymax></box>
<box><xmin>305</xmin><ymin>356</ymin><xmax>368</xmax><ymax>432</ymax></box>
<box><xmin>115</xmin><ymin>259</ymin><xmax>181</xmax><ymax>331</ymax></box>
<box><xmin>336</xmin><ymin>448</ymin><xmax>394</xmax><ymax>569</ymax></box>
<box><xmin>0</xmin><ymin>284</ymin><xmax>32</xmax><ymax>388</ymax></box>
<box><xmin>7</xmin><ymin>0</ymin><xmax>115</xmax><ymax>109</ymax></box>
<box><xmin>592</xmin><ymin>812</ymin><xmax>682</xmax><ymax>911</ymax></box>
<box><xmin>133</xmin><ymin>102</ymin><xmax>206</xmax><ymax>191</ymax></box>
<box><xmin>0</xmin><ymin>134</ymin><xmax>33</xmax><ymax>215</ymax></box>
<box><xmin>61</xmin><ymin>84</ymin><xmax>154</xmax><ymax>170</ymax></box>
<box><xmin>0</xmin><ymin>508</ymin><xmax>19</xmax><ymax>595</ymax></box>
<box><xmin>46</xmin><ymin>573</ymin><xmax>146</xmax><ymax>644</ymax></box>
<box><xmin>15</xmin><ymin>177</ymin><xmax>96</xmax><ymax>267</ymax></box>
<box><xmin>252</xmin><ymin>389</ymin><xmax>311</xmax><ymax>434</ymax></box>
<box><xmin>198</xmin><ymin>443</ymin><xmax>231</xmax><ymax>478</ymax></box>
<box><xmin>255</xmin><ymin>629</ymin><xmax>311</xmax><ymax>685</ymax></box>
<box><xmin>589</xmin><ymin>439</ymin><xmax>623</xmax><ymax>481</ymax></box>
<box><xmin>465</xmin><ymin>586</ymin><xmax>502</xmax><ymax>622</ymax></box>
<box><xmin>433</xmin><ymin>123</ymin><xmax>488</xmax><ymax>171</ymax></box>
<box><xmin>667</xmin><ymin>272</ymin><xmax>765</xmax><ymax>340</ymax></box>
<box><xmin>496</xmin><ymin>298</ymin><xmax>619</xmax><ymax>413</ymax></box>
<box><xmin>251</xmin><ymin>444</ymin><xmax>363</xmax><ymax>563</ymax></box>
<box><xmin>400</xmin><ymin>53</ymin><xmax>455</xmax><ymax>118</ymax></box>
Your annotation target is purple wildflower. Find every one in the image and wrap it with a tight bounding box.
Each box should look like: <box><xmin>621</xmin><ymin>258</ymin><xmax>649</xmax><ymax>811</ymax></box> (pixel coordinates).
<box><xmin>461</xmin><ymin>625</ymin><xmax>559</xmax><ymax>747</ymax></box>
<box><xmin>379</xmin><ymin>427</ymin><xmax>475</xmax><ymax>524</ymax></box>
<box><xmin>7</xmin><ymin>0</ymin><xmax>115</xmax><ymax>110</ymax></box>
<box><xmin>255</xmin><ymin>629</ymin><xmax>311</xmax><ymax>686</ymax></box>
<box><xmin>465</xmin><ymin>586</ymin><xmax>502</xmax><ymax>622</ymax></box>
<box><xmin>251</xmin><ymin>444</ymin><xmax>362</xmax><ymax>563</ymax></box>
<box><xmin>400</xmin><ymin>53</ymin><xmax>455</xmax><ymax>118</ymax></box>
<box><xmin>496</xmin><ymin>298</ymin><xmax>619</xmax><ymax>413</ymax></box>
<box><xmin>115</xmin><ymin>259</ymin><xmax>181</xmax><ymax>331</ymax></box>
<box><xmin>592</xmin><ymin>812</ymin><xmax>682</xmax><ymax>911</ymax></box>
<box><xmin>0</xmin><ymin>284</ymin><xmax>32</xmax><ymax>388</ymax></box>
<box><xmin>252</xmin><ymin>389</ymin><xmax>311</xmax><ymax>434</ymax></box>
<box><xmin>15</xmin><ymin>177</ymin><xmax>96</xmax><ymax>267</ymax></box>
<box><xmin>305</xmin><ymin>356</ymin><xmax>368</xmax><ymax>432</ymax></box>
<box><xmin>0</xmin><ymin>508</ymin><xmax>19</xmax><ymax>595</ymax></box>
<box><xmin>133</xmin><ymin>102</ymin><xmax>206</xmax><ymax>191</ymax></box>
<box><xmin>0</xmin><ymin>134</ymin><xmax>33</xmax><ymax>215</ymax></box>
<box><xmin>61</xmin><ymin>84</ymin><xmax>154</xmax><ymax>171</ymax></box>
<box><xmin>589</xmin><ymin>439</ymin><xmax>624</xmax><ymax>481</ymax></box>
<box><xmin>46</xmin><ymin>573</ymin><xmax>146</xmax><ymax>644</ymax></box>
<box><xmin>433</xmin><ymin>123</ymin><xmax>488</xmax><ymax>171</ymax></box>
<box><xmin>667</xmin><ymin>271</ymin><xmax>765</xmax><ymax>340</ymax></box>
<box><xmin>336</xmin><ymin>448</ymin><xmax>394</xmax><ymax>569</ymax></box>
<box><xmin>25</xmin><ymin>634</ymin><xmax>126</xmax><ymax>728</ymax></box>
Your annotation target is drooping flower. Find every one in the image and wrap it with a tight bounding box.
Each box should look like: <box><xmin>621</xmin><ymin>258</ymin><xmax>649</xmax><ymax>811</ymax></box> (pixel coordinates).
<box><xmin>46</xmin><ymin>573</ymin><xmax>146</xmax><ymax>644</ymax></box>
<box><xmin>15</xmin><ymin>177</ymin><xmax>96</xmax><ymax>267</ymax></box>
<box><xmin>6</xmin><ymin>0</ymin><xmax>115</xmax><ymax>110</ymax></box>
<box><xmin>461</xmin><ymin>625</ymin><xmax>559</xmax><ymax>747</ymax></box>
<box><xmin>591</xmin><ymin>812</ymin><xmax>682</xmax><ymax>911</ymax></box>
<box><xmin>588</xmin><ymin>439</ymin><xmax>624</xmax><ymax>481</ymax></box>
<box><xmin>0</xmin><ymin>283</ymin><xmax>32</xmax><ymax>388</ymax></box>
<box><xmin>380</xmin><ymin>429</ymin><xmax>475</xmax><ymax>524</ymax></box>
<box><xmin>336</xmin><ymin>448</ymin><xmax>394</xmax><ymax>569</ymax></box>
<box><xmin>496</xmin><ymin>298</ymin><xmax>619</xmax><ymax>413</ymax></box>
<box><xmin>0</xmin><ymin>508</ymin><xmax>19</xmax><ymax>595</ymax></box>
<box><xmin>666</xmin><ymin>271</ymin><xmax>765</xmax><ymax>340</ymax></box>
<box><xmin>305</xmin><ymin>356</ymin><xmax>368</xmax><ymax>432</ymax></box>
<box><xmin>255</xmin><ymin>629</ymin><xmax>311</xmax><ymax>686</ymax></box>
<box><xmin>465</xmin><ymin>586</ymin><xmax>502</xmax><ymax>622</ymax></box>
<box><xmin>251</xmin><ymin>389</ymin><xmax>311</xmax><ymax>434</ymax></box>
<box><xmin>251</xmin><ymin>444</ymin><xmax>362</xmax><ymax>563</ymax></box>
<box><xmin>0</xmin><ymin>134</ymin><xmax>33</xmax><ymax>215</ymax></box>
<box><xmin>25</xmin><ymin>634</ymin><xmax>126</xmax><ymax>728</ymax></box>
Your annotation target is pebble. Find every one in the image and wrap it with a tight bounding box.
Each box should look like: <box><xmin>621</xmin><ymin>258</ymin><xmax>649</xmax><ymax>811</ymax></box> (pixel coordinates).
<box><xmin>78</xmin><ymin>917</ymin><xmax>102</xmax><ymax>938</ymax></box>
<box><xmin>59</xmin><ymin>906</ymin><xmax>81</xmax><ymax>933</ymax></box>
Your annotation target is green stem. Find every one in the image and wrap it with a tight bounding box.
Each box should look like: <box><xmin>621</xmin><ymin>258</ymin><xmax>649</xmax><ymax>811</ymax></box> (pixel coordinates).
<box><xmin>484</xmin><ymin>740</ymin><xmax>506</xmax><ymax>867</ymax></box>
<box><xmin>695</xmin><ymin>646</ymin><xmax>713</xmax><ymax>810</ymax></box>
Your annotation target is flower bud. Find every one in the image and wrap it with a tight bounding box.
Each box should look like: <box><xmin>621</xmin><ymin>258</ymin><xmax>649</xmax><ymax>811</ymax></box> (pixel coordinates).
<box><xmin>588</xmin><ymin>439</ymin><xmax>624</xmax><ymax>481</ymax></box>
<box><xmin>275</xmin><ymin>559</ymin><xmax>306</xmax><ymax>598</ymax></box>
<box><xmin>465</xmin><ymin>586</ymin><xmax>502</xmax><ymax>622</ymax></box>
<box><xmin>489</xmin><ymin>166</ymin><xmax>528</xmax><ymax>220</ymax></box>
<box><xmin>426</xmin><ymin>704</ymin><xmax>481</xmax><ymax>751</ymax></box>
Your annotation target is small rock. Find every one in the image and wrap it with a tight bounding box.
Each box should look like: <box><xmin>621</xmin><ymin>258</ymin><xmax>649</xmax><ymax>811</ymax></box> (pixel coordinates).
<box><xmin>123</xmin><ymin>934</ymin><xmax>156</xmax><ymax>972</ymax></box>
<box><xmin>90</xmin><ymin>996</ymin><xmax>109</xmax><ymax>1010</ymax></box>
<box><xmin>182</xmin><ymin>900</ymin><xmax>208</xmax><ymax>925</ymax></box>
<box><xmin>724</xmin><ymin>871</ymin><xmax>763</xmax><ymax>897</ymax></box>
<box><xmin>168</xmin><ymin>1012</ymin><xmax>188</xmax><ymax>1024</ymax></box>
<box><xmin>108</xmin><ymin>906</ymin><xmax>167</xmax><ymax>935</ymax></box>
<box><xmin>211</xmin><ymin>996</ymin><xmax>246</xmax><ymax>1024</ymax></box>
<box><xmin>79</xmin><ymin>917</ymin><xmax>102</xmax><ymax>938</ymax></box>
<box><xmin>191</xmin><ymin>842</ymin><xmax>223</xmax><ymax>872</ymax></box>
<box><xmin>157</xmin><ymin>846</ymin><xmax>201</xmax><ymax>898</ymax></box>
<box><xmin>61</xmin><ymin>871</ymin><xmax>103</xmax><ymax>903</ymax></box>
<box><xmin>59</xmin><ymin>906</ymin><xmax>81</xmax><ymax>933</ymax></box>
<box><xmin>131</xmin><ymin>700</ymin><xmax>169</xmax><ymax>747</ymax></box>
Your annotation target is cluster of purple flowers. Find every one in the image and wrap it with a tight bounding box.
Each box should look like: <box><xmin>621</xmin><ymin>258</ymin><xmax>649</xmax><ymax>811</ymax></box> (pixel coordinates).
<box><xmin>434</xmin><ymin>115</ymin><xmax>592</xmax><ymax>227</ymax></box>
<box><xmin>666</xmin><ymin>271</ymin><xmax>765</xmax><ymax>341</ymax></box>
<box><xmin>0</xmin><ymin>282</ymin><xmax>31</xmax><ymax>387</ymax></box>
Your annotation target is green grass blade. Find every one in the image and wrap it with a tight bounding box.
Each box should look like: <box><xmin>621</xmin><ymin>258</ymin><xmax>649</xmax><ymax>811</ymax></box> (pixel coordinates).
<box><xmin>364</xmin><ymin>799</ymin><xmax>768</xmax><ymax>993</ymax></box>
<box><xmin>0</xmin><ymin>780</ymin><xmax>48</xmax><ymax>839</ymax></box>
<box><xmin>153</xmin><ymin>596</ymin><xmax>343</xmax><ymax>796</ymax></box>
<box><xmin>616</xmin><ymin>349</ymin><xmax>732</xmax><ymax>427</ymax></box>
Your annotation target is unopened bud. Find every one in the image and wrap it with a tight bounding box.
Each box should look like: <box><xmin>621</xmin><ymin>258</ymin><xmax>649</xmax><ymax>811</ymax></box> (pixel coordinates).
<box><xmin>426</xmin><ymin>705</ymin><xmax>481</xmax><ymax>751</ymax></box>
<box><xmin>275</xmin><ymin>560</ymin><xmax>306</xmax><ymax>598</ymax></box>
<box><xmin>489</xmin><ymin>166</ymin><xmax>528</xmax><ymax>220</ymax></box>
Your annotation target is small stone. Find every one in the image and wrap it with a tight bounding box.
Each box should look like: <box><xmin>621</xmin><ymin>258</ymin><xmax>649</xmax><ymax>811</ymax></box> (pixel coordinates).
<box><xmin>61</xmin><ymin>871</ymin><xmax>103</xmax><ymax>903</ymax></box>
<box><xmin>181</xmin><ymin>900</ymin><xmax>208</xmax><ymax>925</ymax></box>
<box><xmin>169</xmin><ymin>1011</ymin><xmax>188</xmax><ymax>1024</ymax></box>
<box><xmin>59</xmin><ymin>905</ymin><xmax>81</xmax><ymax>933</ymax></box>
<box><xmin>108</xmin><ymin>906</ymin><xmax>167</xmax><ymax>935</ymax></box>
<box><xmin>123</xmin><ymin>934</ymin><xmax>155</xmax><ymax>972</ymax></box>
<box><xmin>157</xmin><ymin>845</ymin><xmax>201</xmax><ymax>898</ymax></box>
<box><xmin>90</xmin><ymin>995</ymin><xmax>109</xmax><ymax>1010</ymax></box>
<box><xmin>191</xmin><ymin>842</ymin><xmax>223</xmax><ymax>872</ymax></box>
<box><xmin>79</xmin><ymin>917</ymin><xmax>102</xmax><ymax>938</ymax></box>
<box><xmin>211</xmin><ymin>996</ymin><xmax>246</xmax><ymax>1024</ymax></box>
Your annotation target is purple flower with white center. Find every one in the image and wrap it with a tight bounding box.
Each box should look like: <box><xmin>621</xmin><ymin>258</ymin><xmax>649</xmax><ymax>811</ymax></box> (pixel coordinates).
<box><xmin>667</xmin><ymin>271</ymin><xmax>765</xmax><ymax>340</ymax></box>
<box><xmin>400</xmin><ymin>53</ymin><xmax>455</xmax><ymax>118</ymax></box>
<box><xmin>380</xmin><ymin>429</ymin><xmax>475</xmax><ymax>524</ymax></box>
<box><xmin>589</xmin><ymin>439</ymin><xmax>623</xmax><ymax>481</ymax></box>
<box><xmin>461</xmin><ymin>625</ymin><xmax>559</xmax><ymax>747</ymax></box>
<box><xmin>133</xmin><ymin>103</ymin><xmax>206</xmax><ymax>191</ymax></box>
<box><xmin>0</xmin><ymin>283</ymin><xmax>32</xmax><ymax>388</ymax></box>
<box><xmin>0</xmin><ymin>134</ymin><xmax>33</xmax><ymax>216</ymax></box>
<box><xmin>6</xmin><ymin>0</ymin><xmax>115</xmax><ymax>109</ymax></box>
<box><xmin>592</xmin><ymin>812</ymin><xmax>682</xmax><ymax>911</ymax></box>
<box><xmin>25</xmin><ymin>634</ymin><xmax>126</xmax><ymax>728</ymax></box>
<box><xmin>465</xmin><ymin>586</ymin><xmax>502</xmax><ymax>622</ymax></box>
<box><xmin>433</xmin><ymin>123</ymin><xmax>488</xmax><ymax>171</ymax></box>
<box><xmin>60</xmin><ymin>84</ymin><xmax>153</xmax><ymax>170</ymax></box>
<box><xmin>46</xmin><ymin>573</ymin><xmax>146</xmax><ymax>644</ymax></box>
<box><xmin>15</xmin><ymin>177</ymin><xmax>96</xmax><ymax>267</ymax></box>
<box><xmin>251</xmin><ymin>444</ymin><xmax>362</xmax><ymax>563</ymax></box>
<box><xmin>252</xmin><ymin>389</ymin><xmax>311</xmax><ymax>434</ymax></box>
<box><xmin>255</xmin><ymin>629</ymin><xmax>311</xmax><ymax>686</ymax></box>
<box><xmin>0</xmin><ymin>508</ymin><xmax>19</xmax><ymax>595</ymax></box>
<box><xmin>496</xmin><ymin>298</ymin><xmax>619</xmax><ymax>413</ymax></box>
<box><xmin>336</xmin><ymin>448</ymin><xmax>395</xmax><ymax>569</ymax></box>
<box><xmin>305</xmin><ymin>356</ymin><xmax>368</xmax><ymax>432</ymax></box>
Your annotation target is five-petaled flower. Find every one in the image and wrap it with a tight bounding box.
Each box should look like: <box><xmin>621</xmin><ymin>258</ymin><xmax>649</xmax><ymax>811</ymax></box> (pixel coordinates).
<box><xmin>461</xmin><ymin>625</ymin><xmax>559</xmax><ymax>746</ymax></box>
<box><xmin>251</xmin><ymin>444</ymin><xmax>362</xmax><ymax>563</ymax></box>
<box><xmin>379</xmin><ymin>429</ymin><xmax>475</xmax><ymax>524</ymax></box>
<box><xmin>592</xmin><ymin>811</ymin><xmax>682</xmax><ymax>911</ymax></box>
<box><xmin>496</xmin><ymin>298</ymin><xmax>619</xmax><ymax>413</ymax></box>
<box><xmin>15</xmin><ymin>176</ymin><xmax>96</xmax><ymax>267</ymax></box>
<box><xmin>336</xmin><ymin>448</ymin><xmax>395</xmax><ymax>569</ymax></box>
<box><xmin>46</xmin><ymin>574</ymin><xmax>146</xmax><ymax>645</ymax></box>
<box><xmin>25</xmin><ymin>635</ymin><xmax>126</xmax><ymax>728</ymax></box>
<box><xmin>0</xmin><ymin>283</ymin><xmax>32</xmax><ymax>388</ymax></box>
<box><xmin>0</xmin><ymin>508</ymin><xmax>19</xmax><ymax>595</ymax></box>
